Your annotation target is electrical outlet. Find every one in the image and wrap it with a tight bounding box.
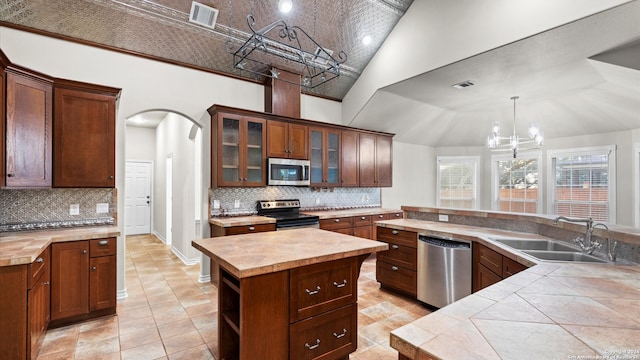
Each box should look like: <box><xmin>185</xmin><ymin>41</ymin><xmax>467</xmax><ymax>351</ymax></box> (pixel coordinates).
<box><xmin>234</xmin><ymin>200</ymin><xmax>240</xmax><ymax>208</ymax></box>
<box><xmin>438</xmin><ymin>214</ymin><xmax>449</xmax><ymax>222</ymax></box>
<box><xmin>70</xmin><ymin>204</ymin><xmax>80</xmax><ymax>216</ymax></box>
<box><xmin>315</xmin><ymin>198</ymin><xmax>320</xmax><ymax>205</ymax></box>
<box><xmin>213</xmin><ymin>200</ymin><xmax>220</xmax><ymax>209</ymax></box>
<box><xmin>96</xmin><ymin>203</ymin><xmax>109</xmax><ymax>213</ymax></box>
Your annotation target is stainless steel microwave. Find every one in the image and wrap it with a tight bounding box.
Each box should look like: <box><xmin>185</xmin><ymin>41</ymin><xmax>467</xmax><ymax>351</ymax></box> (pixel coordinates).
<box><xmin>268</xmin><ymin>158</ymin><xmax>310</xmax><ymax>186</ymax></box>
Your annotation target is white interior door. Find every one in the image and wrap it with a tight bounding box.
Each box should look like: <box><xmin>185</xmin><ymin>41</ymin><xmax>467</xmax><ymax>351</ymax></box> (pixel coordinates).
<box><xmin>125</xmin><ymin>161</ymin><xmax>152</xmax><ymax>235</ymax></box>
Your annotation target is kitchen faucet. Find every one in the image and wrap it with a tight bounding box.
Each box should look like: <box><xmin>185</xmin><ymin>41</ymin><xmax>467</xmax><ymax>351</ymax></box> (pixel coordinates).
<box><xmin>552</xmin><ymin>216</ymin><xmax>601</xmax><ymax>254</ymax></box>
<box><xmin>590</xmin><ymin>223</ymin><xmax>617</xmax><ymax>262</ymax></box>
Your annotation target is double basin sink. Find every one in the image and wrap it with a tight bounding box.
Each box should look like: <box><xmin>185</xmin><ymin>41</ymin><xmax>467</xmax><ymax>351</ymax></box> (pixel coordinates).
<box><xmin>492</xmin><ymin>238</ymin><xmax>608</xmax><ymax>263</ymax></box>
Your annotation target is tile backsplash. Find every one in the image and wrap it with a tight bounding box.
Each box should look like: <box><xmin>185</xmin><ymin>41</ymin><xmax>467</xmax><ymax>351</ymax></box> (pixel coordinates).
<box><xmin>0</xmin><ymin>189</ymin><xmax>115</xmax><ymax>232</ymax></box>
<box><xmin>210</xmin><ymin>187</ymin><xmax>381</xmax><ymax>216</ymax></box>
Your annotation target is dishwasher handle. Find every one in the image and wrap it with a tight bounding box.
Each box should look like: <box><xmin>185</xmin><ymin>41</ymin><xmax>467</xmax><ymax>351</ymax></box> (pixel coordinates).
<box><xmin>418</xmin><ymin>235</ymin><xmax>470</xmax><ymax>249</ymax></box>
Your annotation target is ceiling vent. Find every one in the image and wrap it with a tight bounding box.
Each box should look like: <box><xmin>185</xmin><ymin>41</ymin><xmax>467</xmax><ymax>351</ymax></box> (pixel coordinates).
<box><xmin>451</xmin><ymin>80</ymin><xmax>475</xmax><ymax>89</ymax></box>
<box><xmin>189</xmin><ymin>2</ymin><xmax>219</xmax><ymax>30</ymax></box>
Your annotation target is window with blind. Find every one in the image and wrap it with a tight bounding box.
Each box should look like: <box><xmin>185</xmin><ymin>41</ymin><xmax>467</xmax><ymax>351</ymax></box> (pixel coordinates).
<box><xmin>491</xmin><ymin>151</ymin><xmax>541</xmax><ymax>214</ymax></box>
<box><xmin>437</xmin><ymin>156</ymin><xmax>479</xmax><ymax>209</ymax></box>
<box><xmin>547</xmin><ymin>146</ymin><xmax>616</xmax><ymax>223</ymax></box>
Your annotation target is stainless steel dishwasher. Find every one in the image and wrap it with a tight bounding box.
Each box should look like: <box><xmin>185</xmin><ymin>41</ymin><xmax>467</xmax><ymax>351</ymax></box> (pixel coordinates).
<box><xmin>417</xmin><ymin>235</ymin><xmax>472</xmax><ymax>308</ymax></box>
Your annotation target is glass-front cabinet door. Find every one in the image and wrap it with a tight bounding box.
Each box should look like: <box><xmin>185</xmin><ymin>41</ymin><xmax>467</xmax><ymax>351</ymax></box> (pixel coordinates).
<box><xmin>216</xmin><ymin>113</ymin><xmax>266</xmax><ymax>187</ymax></box>
<box><xmin>309</xmin><ymin>127</ymin><xmax>340</xmax><ymax>187</ymax></box>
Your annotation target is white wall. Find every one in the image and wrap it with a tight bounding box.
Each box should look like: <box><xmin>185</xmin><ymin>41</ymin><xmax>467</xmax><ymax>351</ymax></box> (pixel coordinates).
<box><xmin>381</xmin><ymin>141</ymin><xmax>436</xmax><ymax>209</ymax></box>
<box><xmin>125</xmin><ymin>126</ymin><xmax>156</xmax><ymax>161</ymax></box>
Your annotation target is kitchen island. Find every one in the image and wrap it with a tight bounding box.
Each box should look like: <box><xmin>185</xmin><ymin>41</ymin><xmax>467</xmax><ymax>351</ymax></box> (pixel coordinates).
<box><xmin>192</xmin><ymin>228</ymin><xmax>387</xmax><ymax>360</ymax></box>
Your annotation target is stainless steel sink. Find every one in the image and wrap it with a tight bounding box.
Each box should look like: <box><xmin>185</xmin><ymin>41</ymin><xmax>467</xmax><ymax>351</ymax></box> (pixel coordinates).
<box><xmin>493</xmin><ymin>239</ymin><xmax>578</xmax><ymax>252</ymax></box>
<box><xmin>521</xmin><ymin>250</ymin><xmax>608</xmax><ymax>263</ymax></box>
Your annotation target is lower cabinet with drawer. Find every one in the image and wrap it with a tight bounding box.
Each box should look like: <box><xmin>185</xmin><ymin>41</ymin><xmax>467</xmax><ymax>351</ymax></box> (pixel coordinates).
<box><xmin>321</xmin><ymin>212</ymin><xmax>403</xmax><ymax>240</ymax></box>
<box><xmin>50</xmin><ymin>238</ymin><xmax>117</xmax><ymax>326</ymax></box>
<box><xmin>217</xmin><ymin>255</ymin><xmax>364</xmax><ymax>360</ymax></box>
<box><xmin>375</xmin><ymin>227</ymin><xmax>417</xmax><ymax>298</ymax></box>
<box><xmin>209</xmin><ymin>223</ymin><xmax>276</xmax><ymax>286</ymax></box>
<box><xmin>473</xmin><ymin>243</ymin><xmax>528</xmax><ymax>292</ymax></box>
<box><xmin>0</xmin><ymin>247</ymin><xmax>50</xmax><ymax>360</ymax></box>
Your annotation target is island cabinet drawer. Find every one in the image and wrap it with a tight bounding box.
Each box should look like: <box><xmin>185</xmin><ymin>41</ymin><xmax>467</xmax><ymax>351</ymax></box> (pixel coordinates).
<box><xmin>377</xmin><ymin>242</ymin><xmax>417</xmax><ymax>271</ymax></box>
<box><xmin>224</xmin><ymin>223</ymin><xmax>276</xmax><ymax>235</ymax></box>
<box><xmin>353</xmin><ymin>215</ymin><xmax>372</xmax><ymax>227</ymax></box>
<box><xmin>376</xmin><ymin>259</ymin><xmax>417</xmax><ymax>297</ymax></box>
<box><xmin>320</xmin><ymin>217</ymin><xmax>354</xmax><ymax>230</ymax></box>
<box><xmin>502</xmin><ymin>256</ymin><xmax>527</xmax><ymax>278</ymax></box>
<box><xmin>90</xmin><ymin>238</ymin><xmax>116</xmax><ymax>257</ymax></box>
<box><xmin>28</xmin><ymin>247</ymin><xmax>50</xmax><ymax>289</ymax></box>
<box><xmin>377</xmin><ymin>227</ymin><xmax>417</xmax><ymax>248</ymax></box>
<box><xmin>477</xmin><ymin>244</ymin><xmax>502</xmax><ymax>276</ymax></box>
<box><xmin>289</xmin><ymin>257</ymin><xmax>358</xmax><ymax>322</ymax></box>
<box><xmin>290</xmin><ymin>303</ymin><xmax>357</xmax><ymax>360</ymax></box>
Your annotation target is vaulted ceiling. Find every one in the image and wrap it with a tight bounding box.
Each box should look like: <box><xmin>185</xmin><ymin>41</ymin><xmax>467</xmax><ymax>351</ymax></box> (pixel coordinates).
<box><xmin>0</xmin><ymin>0</ymin><xmax>413</xmax><ymax>100</ymax></box>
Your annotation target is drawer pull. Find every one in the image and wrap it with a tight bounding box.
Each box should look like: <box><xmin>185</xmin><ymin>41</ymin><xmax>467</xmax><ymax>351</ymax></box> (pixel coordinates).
<box><xmin>98</xmin><ymin>240</ymin><xmax>109</xmax><ymax>245</ymax></box>
<box><xmin>35</xmin><ymin>257</ymin><xmax>44</xmax><ymax>263</ymax></box>
<box><xmin>334</xmin><ymin>219</ymin><xmax>340</xmax><ymax>222</ymax></box>
<box><xmin>248</xmin><ymin>226</ymin><xmax>255</xmax><ymax>231</ymax></box>
<box><xmin>395</xmin><ymin>214</ymin><xmax>401</xmax><ymax>217</ymax></box>
<box><xmin>305</xmin><ymin>286</ymin><xmax>321</xmax><ymax>295</ymax></box>
<box><xmin>391</xmin><ymin>266</ymin><xmax>399</xmax><ymax>271</ymax></box>
<box><xmin>361</xmin><ymin>216</ymin><xmax>366</xmax><ymax>220</ymax></box>
<box><xmin>392</xmin><ymin>230</ymin><xmax>399</xmax><ymax>235</ymax></box>
<box><xmin>333</xmin><ymin>329</ymin><xmax>347</xmax><ymax>339</ymax></box>
<box><xmin>379</xmin><ymin>215</ymin><xmax>384</xmax><ymax>218</ymax></box>
<box><xmin>391</xmin><ymin>244</ymin><xmax>399</xmax><ymax>250</ymax></box>
<box><xmin>333</xmin><ymin>280</ymin><xmax>347</xmax><ymax>288</ymax></box>
<box><xmin>81</xmin><ymin>249</ymin><xmax>87</xmax><ymax>255</ymax></box>
<box><xmin>305</xmin><ymin>339</ymin><xmax>320</xmax><ymax>350</ymax></box>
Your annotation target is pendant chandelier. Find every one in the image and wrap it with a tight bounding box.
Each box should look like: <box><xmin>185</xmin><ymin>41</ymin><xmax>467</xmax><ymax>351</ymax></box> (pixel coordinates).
<box><xmin>487</xmin><ymin>96</ymin><xmax>544</xmax><ymax>158</ymax></box>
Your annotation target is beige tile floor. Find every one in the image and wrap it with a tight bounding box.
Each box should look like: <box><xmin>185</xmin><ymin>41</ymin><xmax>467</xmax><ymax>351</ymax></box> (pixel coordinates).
<box><xmin>36</xmin><ymin>234</ymin><xmax>430</xmax><ymax>359</ymax></box>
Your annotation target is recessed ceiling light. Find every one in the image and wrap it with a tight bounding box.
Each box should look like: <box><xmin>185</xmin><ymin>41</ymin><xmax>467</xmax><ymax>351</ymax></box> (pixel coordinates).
<box><xmin>362</xmin><ymin>35</ymin><xmax>372</xmax><ymax>45</ymax></box>
<box><xmin>278</xmin><ymin>0</ymin><xmax>292</xmax><ymax>13</ymax></box>
<box><xmin>451</xmin><ymin>80</ymin><xmax>475</xmax><ymax>89</ymax></box>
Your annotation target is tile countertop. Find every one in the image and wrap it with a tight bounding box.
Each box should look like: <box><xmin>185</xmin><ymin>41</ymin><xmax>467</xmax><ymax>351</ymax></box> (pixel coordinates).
<box><xmin>0</xmin><ymin>226</ymin><xmax>121</xmax><ymax>267</ymax></box>
<box><xmin>301</xmin><ymin>207</ymin><xmax>402</xmax><ymax>219</ymax></box>
<box><xmin>208</xmin><ymin>215</ymin><xmax>276</xmax><ymax>227</ymax></box>
<box><xmin>192</xmin><ymin>228</ymin><xmax>388</xmax><ymax>279</ymax></box>
<box><xmin>377</xmin><ymin>219</ymin><xmax>640</xmax><ymax>359</ymax></box>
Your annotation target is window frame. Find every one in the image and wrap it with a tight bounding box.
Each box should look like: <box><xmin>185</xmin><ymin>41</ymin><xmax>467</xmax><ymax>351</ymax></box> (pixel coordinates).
<box><xmin>490</xmin><ymin>150</ymin><xmax>543</xmax><ymax>214</ymax></box>
<box><xmin>635</xmin><ymin>143</ymin><xmax>640</xmax><ymax>227</ymax></box>
<box><xmin>546</xmin><ymin>145</ymin><xmax>616</xmax><ymax>223</ymax></box>
<box><xmin>436</xmin><ymin>156</ymin><xmax>480</xmax><ymax>210</ymax></box>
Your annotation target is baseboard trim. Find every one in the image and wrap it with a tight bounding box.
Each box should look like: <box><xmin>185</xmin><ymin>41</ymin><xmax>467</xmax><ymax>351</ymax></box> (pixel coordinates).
<box><xmin>172</xmin><ymin>246</ymin><xmax>200</xmax><ymax>266</ymax></box>
<box><xmin>199</xmin><ymin>274</ymin><xmax>211</xmax><ymax>283</ymax></box>
<box><xmin>117</xmin><ymin>289</ymin><xmax>128</xmax><ymax>300</ymax></box>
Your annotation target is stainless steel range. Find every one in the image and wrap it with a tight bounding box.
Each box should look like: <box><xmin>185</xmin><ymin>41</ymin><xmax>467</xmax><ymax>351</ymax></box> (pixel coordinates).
<box><xmin>256</xmin><ymin>199</ymin><xmax>320</xmax><ymax>230</ymax></box>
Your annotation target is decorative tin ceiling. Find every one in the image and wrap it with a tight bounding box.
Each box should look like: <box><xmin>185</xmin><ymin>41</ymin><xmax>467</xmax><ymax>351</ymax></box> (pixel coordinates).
<box><xmin>0</xmin><ymin>0</ymin><xmax>413</xmax><ymax>99</ymax></box>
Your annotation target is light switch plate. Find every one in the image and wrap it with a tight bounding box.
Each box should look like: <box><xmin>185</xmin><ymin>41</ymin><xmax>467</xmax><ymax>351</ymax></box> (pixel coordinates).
<box><xmin>96</xmin><ymin>203</ymin><xmax>109</xmax><ymax>214</ymax></box>
<box><xmin>213</xmin><ymin>200</ymin><xmax>220</xmax><ymax>209</ymax></box>
<box><xmin>234</xmin><ymin>200</ymin><xmax>240</xmax><ymax>208</ymax></box>
<box><xmin>70</xmin><ymin>204</ymin><xmax>80</xmax><ymax>216</ymax></box>
<box><xmin>438</xmin><ymin>214</ymin><xmax>449</xmax><ymax>222</ymax></box>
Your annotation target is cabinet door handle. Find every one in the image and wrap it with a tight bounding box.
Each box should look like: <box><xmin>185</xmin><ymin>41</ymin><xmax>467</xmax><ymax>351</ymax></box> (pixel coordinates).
<box><xmin>7</xmin><ymin>173</ymin><xmax>15</xmax><ymax>177</ymax></box>
<box><xmin>99</xmin><ymin>240</ymin><xmax>109</xmax><ymax>246</ymax></box>
<box><xmin>392</xmin><ymin>230</ymin><xmax>399</xmax><ymax>235</ymax></box>
<box><xmin>35</xmin><ymin>257</ymin><xmax>44</xmax><ymax>263</ymax></box>
<box><xmin>248</xmin><ymin>226</ymin><xmax>255</xmax><ymax>231</ymax></box>
<box><xmin>91</xmin><ymin>266</ymin><xmax>97</xmax><ymax>271</ymax></box>
<box><xmin>333</xmin><ymin>329</ymin><xmax>347</xmax><ymax>339</ymax></box>
<box><xmin>391</xmin><ymin>266</ymin><xmax>399</xmax><ymax>271</ymax></box>
<box><xmin>81</xmin><ymin>249</ymin><xmax>87</xmax><ymax>254</ymax></box>
<box><xmin>333</xmin><ymin>280</ymin><xmax>347</xmax><ymax>288</ymax></box>
<box><xmin>305</xmin><ymin>286</ymin><xmax>321</xmax><ymax>295</ymax></box>
<box><xmin>43</xmin><ymin>281</ymin><xmax>50</xmax><ymax>286</ymax></box>
<box><xmin>305</xmin><ymin>339</ymin><xmax>320</xmax><ymax>350</ymax></box>
<box><xmin>391</xmin><ymin>245</ymin><xmax>399</xmax><ymax>250</ymax></box>
<box><xmin>109</xmin><ymin>176</ymin><xmax>114</xmax><ymax>179</ymax></box>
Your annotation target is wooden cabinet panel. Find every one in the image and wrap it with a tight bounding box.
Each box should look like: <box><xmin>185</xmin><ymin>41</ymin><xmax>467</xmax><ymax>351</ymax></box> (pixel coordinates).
<box><xmin>376</xmin><ymin>259</ymin><xmax>417</xmax><ymax>297</ymax></box>
<box><xmin>213</xmin><ymin>113</ymin><xmax>267</xmax><ymax>187</ymax></box>
<box><xmin>340</xmin><ymin>131</ymin><xmax>359</xmax><ymax>187</ymax></box>
<box><xmin>89</xmin><ymin>255</ymin><xmax>116</xmax><ymax>312</ymax></box>
<box><xmin>473</xmin><ymin>243</ymin><xmax>528</xmax><ymax>292</ymax></box>
<box><xmin>51</xmin><ymin>241</ymin><xmax>89</xmax><ymax>320</ymax></box>
<box><xmin>375</xmin><ymin>135</ymin><xmax>393</xmax><ymax>187</ymax></box>
<box><xmin>264</xmin><ymin>68</ymin><xmax>301</xmax><ymax>118</ymax></box>
<box><xmin>5</xmin><ymin>70</ymin><xmax>52</xmax><ymax>188</ymax></box>
<box><xmin>0</xmin><ymin>67</ymin><xmax>5</xmax><ymax>188</ymax></box>
<box><xmin>502</xmin><ymin>256</ymin><xmax>527</xmax><ymax>278</ymax></box>
<box><xmin>477</xmin><ymin>244</ymin><xmax>502</xmax><ymax>276</ymax></box>
<box><xmin>28</xmin><ymin>247</ymin><xmax>49</xmax><ymax>289</ymax></box>
<box><xmin>319</xmin><ymin>217</ymin><xmax>353</xmax><ymax>231</ymax></box>
<box><xmin>53</xmin><ymin>83</ymin><xmax>119</xmax><ymax>187</ymax></box>
<box><xmin>289</xmin><ymin>257</ymin><xmax>357</xmax><ymax>322</ymax></box>
<box><xmin>358</xmin><ymin>133</ymin><xmax>393</xmax><ymax>187</ymax></box>
<box><xmin>353</xmin><ymin>215</ymin><xmax>372</xmax><ymax>227</ymax></box>
<box><xmin>353</xmin><ymin>225</ymin><xmax>371</xmax><ymax>239</ymax></box>
<box><xmin>377</xmin><ymin>227</ymin><xmax>417</xmax><ymax>248</ymax></box>
<box><xmin>377</xmin><ymin>242</ymin><xmax>417</xmax><ymax>271</ymax></box>
<box><xmin>475</xmin><ymin>263</ymin><xmax>502</xmax><ymax>292</ymax></box>
<box><xmin>90</xmin><ymin>238</ymin><xmax>117</xmax><ymax>257</ymax></box>
<box><xmin>266</xmin><ymin>120</ymin><xmax>308</xmax><ymax>160</ymax></box>
<box><xmin>0</xmin><ymin>264</ymin><xmax>28</xmax><ymax>360</ymax></box>
<box><xmin>309</xmin><ymin>127</ymin><xmax>340</xmax><ymax>187</ymax></box>
<box><xmin>290</xmin><ymin>303</ymin><xmax>357</xmax><ymax>360</ymax></box>
<box><xmin>28</xmin><ymin>261</ymin><xmax>50</xmax><ymax>360</ymax></box>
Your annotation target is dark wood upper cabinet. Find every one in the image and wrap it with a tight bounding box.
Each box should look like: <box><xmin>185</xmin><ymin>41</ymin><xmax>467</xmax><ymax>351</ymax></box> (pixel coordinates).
<box><xmin>4</xmin><ymin>68</ymin><xmax>53</xmax><ymax>188</ymax></box>
<box><xmin>340</xmin><ymin>130</ymin><xmax>359</xmax><ymax>187</ymax></box>
<box><xmin>53</xmin><ymin>80</ymin><xmax>120</xmax><ymax>188</ymax></box>
<box><xmin>309</xmin><ymin>127</ymin><xmax>340</xmax><ymax>187</ymax></box>
<box><xmin>359</xmin><ymin>133</ymin><xmax>393</xmax><ymax>187</ymax></box>
<box><xmin>0</xmin><ymin>66</ymin><xmax>5</xmax><ymax>188</ymax></box>
<box><xmin>266</xmin><ymin>120</ymin><xmax>308</xmax><ymax>160</ymax></box>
